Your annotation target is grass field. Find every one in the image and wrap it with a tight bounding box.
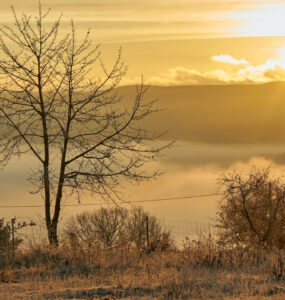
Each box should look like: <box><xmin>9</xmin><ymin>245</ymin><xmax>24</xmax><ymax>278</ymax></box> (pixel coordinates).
<box><xmin>1</xmin><ymin>237</ymin><xmax>285</xmax><ymax>299</ymax></box>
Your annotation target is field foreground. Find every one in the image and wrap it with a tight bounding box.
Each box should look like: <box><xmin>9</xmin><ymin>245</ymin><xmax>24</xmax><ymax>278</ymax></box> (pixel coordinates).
<box><xmin>1</xmin><ymin>241</ymin><xmax>285</xmax><ymax>299</ymax></box>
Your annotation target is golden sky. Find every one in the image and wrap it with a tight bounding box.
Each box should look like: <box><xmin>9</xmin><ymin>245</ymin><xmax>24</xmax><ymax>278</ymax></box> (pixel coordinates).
<box><xmin>2</xmin><ymin>1</ymin><xmax>285</xmax><ymax>39</ymax></box>
<box><xmin>2</xmin><ymin>1</ymin><xmax>285</xmax><ymax>229</ymax></box>
<box><xmin>1</xmin><ymin>1</ymin><xmax>285</xmax><ymax>85</ymax></box>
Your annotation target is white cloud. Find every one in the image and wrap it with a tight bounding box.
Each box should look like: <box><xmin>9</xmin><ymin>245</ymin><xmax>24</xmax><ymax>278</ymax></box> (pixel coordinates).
<box><xmin>146</xmin><ymin>56</ymin><xmax>285</xmax><ymax>85</ymax></box>
<box><xmin>212</xmin><ymin>54</ymin><xmax>249</xmax><ymax>65</ymax></box>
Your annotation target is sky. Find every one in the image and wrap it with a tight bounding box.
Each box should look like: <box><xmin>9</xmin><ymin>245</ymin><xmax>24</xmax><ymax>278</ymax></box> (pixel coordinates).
<box><xmin>1</xmin><ymin>1</ymin><xmax>285</xmax><ymax>239</ymax></box>
<box><xmin>1</xmin><ymin>1</ymin><xmax>285</xmax><ymax>84</ymax></box>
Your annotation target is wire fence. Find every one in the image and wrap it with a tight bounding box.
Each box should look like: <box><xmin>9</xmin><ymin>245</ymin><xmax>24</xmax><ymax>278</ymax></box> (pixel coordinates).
<box><xmin>159</xmin><ymin>218</ymin><xmax>216</xmax><ymax>243</ymax></box>
<box><xmin>0</xmin><ymin>192</ymin><xmax>220</xmax><ymax>251</ymax></box>
<box><xmin>0</xmin><ymin>215</ymin><xmax>216</xmax><ymax>254</ymax></box>
<box><xmin>5</xmin><ymin>217</ymin><xmax>216</xmax><ymax>251</ymax></box>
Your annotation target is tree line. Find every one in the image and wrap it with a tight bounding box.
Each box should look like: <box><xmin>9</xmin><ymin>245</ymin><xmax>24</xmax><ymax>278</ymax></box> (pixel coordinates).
<box><xmin>0</xmin><ymin>206</ymin><xmax>172</xmax><ymax>259</ymax></box>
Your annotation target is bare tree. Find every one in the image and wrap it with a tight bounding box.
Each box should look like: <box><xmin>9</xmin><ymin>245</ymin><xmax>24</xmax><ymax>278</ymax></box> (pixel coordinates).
<box><xmin>0</xmin><ymin>5</ymin><xmax>169</xmax><ymax>245</ymax></box>
<box><xmin>127</xmin><ymin>206</ymin><xmax>171</xmax><ymax>252</ymax></box>
<box><xmin>64</xmin><ymin>206</ymin><xmax>172</xmax><ymax>252</ymax></box>
<box><xmin>65</xmin><ymin>207</ymin><xmax>128</xmax><ymax>249</ymax></box>
<box><xmin>217</xmin><ymin>168</ymin><xmax>285</xmax><ymax>248</ymax></box>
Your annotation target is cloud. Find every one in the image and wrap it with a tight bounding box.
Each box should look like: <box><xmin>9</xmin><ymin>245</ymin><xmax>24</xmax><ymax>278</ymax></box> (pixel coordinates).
<box><xmin>148</xmin><ymin>67</ymin><xmax>229</xmax><ymax>85</ymax></box>
<box><xmin>147</xmin><ymin>56</ymin><xmax>285</xmax><ymax>85</ymax></box>
<box><xmin>212</xmin><ymin>54</ymin><xmax>249</xmax><ymax>65</ymax></box>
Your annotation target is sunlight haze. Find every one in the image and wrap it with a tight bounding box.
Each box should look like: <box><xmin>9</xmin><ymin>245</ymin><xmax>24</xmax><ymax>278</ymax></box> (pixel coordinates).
<box><xmin>1</xmin><ymin>0</ymin><xmax>285</xmax><ymax>234</ymax></box>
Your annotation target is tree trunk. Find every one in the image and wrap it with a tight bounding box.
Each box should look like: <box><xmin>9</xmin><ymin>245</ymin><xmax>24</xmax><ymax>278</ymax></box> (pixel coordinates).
<box><xmin>49</xmin><ymin>146</ymin><xmax>68</xmax><ymax>246</ymax></box>
<box><xmin>47</xmin><ymin>222</ymin><xmax>59</xmax><ymax>246</ymax></box>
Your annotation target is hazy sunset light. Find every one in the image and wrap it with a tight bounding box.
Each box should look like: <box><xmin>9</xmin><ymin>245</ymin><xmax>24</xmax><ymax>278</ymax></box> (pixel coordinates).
<box><xmin>2</xmin><ymin>1</ymin><xmax>285</xmax><ymax>297</ymax></box>
<box><xmin>0</xmin><ymin>0</ymin><xmax>285</xmax><ymax>221</ymax></box>
<box><xmin>234</xmin><ymin>3</ymin><xmax>285</xmax><ymax>37</ymax></box>
<box><xmin>0</xmin><ymin>0</ymin><xmax>285</xmax><ymax>260</ymax></box>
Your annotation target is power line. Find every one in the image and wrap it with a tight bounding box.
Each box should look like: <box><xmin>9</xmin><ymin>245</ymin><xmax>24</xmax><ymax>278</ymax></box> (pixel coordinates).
<box><xmin>0</xmin><ymin>193</ymin><xmax>219</xmax><ymax>208</ymax></box>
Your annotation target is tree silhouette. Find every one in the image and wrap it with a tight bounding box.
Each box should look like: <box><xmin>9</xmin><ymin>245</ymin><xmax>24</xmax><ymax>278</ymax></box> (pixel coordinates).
<box><xmin>217</xmin><ymin>168</ymin><xmax>285</xmax><ymax>248</ymax></box>
<box><xmin>64</xmin><ymin>206</ymin><xmax>172</xmax><ymax>252</ymax></box>
<box><xmin>0</xmin><ymin>5</ymin><xmax>169</xmax><ymax>245</ymax></box>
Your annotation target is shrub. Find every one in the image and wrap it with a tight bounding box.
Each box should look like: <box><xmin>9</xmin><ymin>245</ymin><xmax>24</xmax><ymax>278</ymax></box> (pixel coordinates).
<box><xmin>64</xmin><ymin>206</ymin><xmax>172</xmax><ymax>252</ymax></box>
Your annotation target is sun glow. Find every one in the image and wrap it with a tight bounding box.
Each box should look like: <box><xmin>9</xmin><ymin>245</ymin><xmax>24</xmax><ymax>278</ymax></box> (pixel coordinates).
<box><xmin>234</xmin><ymin>4</ymin><xmax>285</xmax><ymax>37</ymax></box>
<box><xmin>279</xmin><ymin>48</ymin><xmax>285</xmax><ymax>68</ymax></box>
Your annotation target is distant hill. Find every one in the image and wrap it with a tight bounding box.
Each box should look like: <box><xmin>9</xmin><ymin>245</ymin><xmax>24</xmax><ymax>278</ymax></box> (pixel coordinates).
<box><xmin>117</xmin><ymin>82</ymin><xmax>285</xmax><ymax>144</ymax></box>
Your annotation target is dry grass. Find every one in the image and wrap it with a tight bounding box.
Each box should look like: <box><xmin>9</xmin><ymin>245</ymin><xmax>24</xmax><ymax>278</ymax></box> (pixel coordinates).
<box><xmin>1</xmin><ymin>239</ymin><xmax>285</xmax><ymax>299</ymax></box>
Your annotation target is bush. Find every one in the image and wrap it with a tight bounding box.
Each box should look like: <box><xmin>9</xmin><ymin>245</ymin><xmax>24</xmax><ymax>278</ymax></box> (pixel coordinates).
<box><xmin>217</xmin><ymin>168</ymin><xmax>285</xmax><ymax>249</ymax></box>
<box><xmin>64</xmin><ymin>206</ymin><xmax>172</xmax><ymax>252</ymax></box>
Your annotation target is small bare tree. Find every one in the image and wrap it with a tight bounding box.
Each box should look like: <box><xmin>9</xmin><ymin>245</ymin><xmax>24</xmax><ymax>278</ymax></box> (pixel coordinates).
<box><xmin>65</xmin><ymin>207</ymin><xmax>128</xmax><ymax>249</ymax></box>
<box><xmin>64</xmin><ymin>206</ymin><xmax>172</xmax><ymax>252</ymax></box>
<box><xmin>0</xmin><ymin>5</ymin><xmax>169</xmax><ymax>245</ymax></box>
<box><xmin>217</xmin><ymin>168</ymin><xmax>285</xmax><ymax>248</ymax></box>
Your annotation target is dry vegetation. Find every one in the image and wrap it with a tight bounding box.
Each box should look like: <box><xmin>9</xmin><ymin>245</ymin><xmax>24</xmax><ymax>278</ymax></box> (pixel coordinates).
<box><xmin>1</xmin><ymin>234</ymin><xmax>285</xmax><ymax>299</ymax></box>
<box><xmin>2</xmin><ymin>186</ymin><xmax>285</xmax><ymax>299</ymax></box>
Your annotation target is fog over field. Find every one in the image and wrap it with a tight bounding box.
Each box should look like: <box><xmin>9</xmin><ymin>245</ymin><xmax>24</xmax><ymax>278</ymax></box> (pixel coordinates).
<box><xmin>2</xmin><ymin>83</ymin><xmax>285</xmax><ymax>226</ymax></box>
